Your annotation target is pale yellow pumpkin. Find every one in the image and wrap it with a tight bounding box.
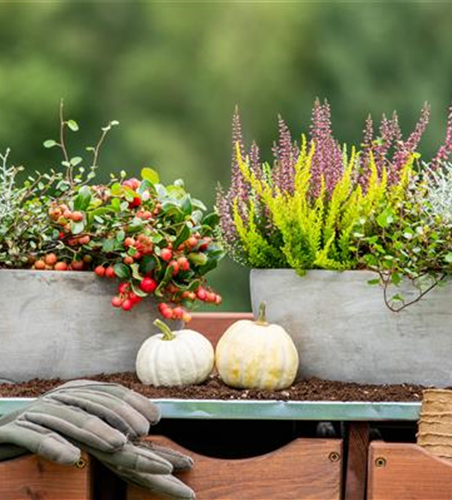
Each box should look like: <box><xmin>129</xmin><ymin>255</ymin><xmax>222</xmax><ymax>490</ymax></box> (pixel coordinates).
<box><xmin>215</xmin><ymin>304</ymin><xmax>299</xmax><ymax>391</ymax></box>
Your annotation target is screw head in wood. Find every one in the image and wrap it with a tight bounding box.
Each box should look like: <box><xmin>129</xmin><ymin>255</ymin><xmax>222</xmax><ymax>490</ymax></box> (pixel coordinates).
<box><xmin>75</xmin><ymin>458</ymin><xmax>87</xmax><ymax>469</ymax></box>
<box><xmin>329</xmin><ymin>451</ymin><xmax>340</xmax><ymax>462</ymax></box>
<box><xmin>375</xmin><ymin>457</ymin><xmax>386</xmax><ymax>467</ymax></box>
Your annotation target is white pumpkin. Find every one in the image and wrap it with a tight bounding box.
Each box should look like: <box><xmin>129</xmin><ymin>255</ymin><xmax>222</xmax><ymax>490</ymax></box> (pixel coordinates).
<box><xmin>215</xmin><ymin>303</ymin><xmax>299</xmax><ymax>391</ymax></box>
<box><xmin>136</xmin><ymin>319</ymin><xmax>215</xmax><ymax>386</ymax></box>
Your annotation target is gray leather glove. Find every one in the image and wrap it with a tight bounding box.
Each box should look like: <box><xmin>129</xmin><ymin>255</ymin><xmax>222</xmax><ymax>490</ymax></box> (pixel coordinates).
<box><xmin>0</xmin><ymin>380</ymin><xmax>195</xmax><ymax>500</ymax></box>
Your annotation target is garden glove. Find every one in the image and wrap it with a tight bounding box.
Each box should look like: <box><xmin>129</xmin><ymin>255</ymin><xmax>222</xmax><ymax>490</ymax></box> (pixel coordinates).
<box><xmin>0</xmin><ymin>380</ymin><xmax>195</xmax><ymax>500</ymax></box>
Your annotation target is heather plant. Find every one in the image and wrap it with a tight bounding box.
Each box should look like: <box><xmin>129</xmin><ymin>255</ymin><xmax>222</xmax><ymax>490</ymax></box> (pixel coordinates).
<box><xmin>218</xmin><ymin>98</ymin><xmax>452</xmax><ymax>310</ymax></box>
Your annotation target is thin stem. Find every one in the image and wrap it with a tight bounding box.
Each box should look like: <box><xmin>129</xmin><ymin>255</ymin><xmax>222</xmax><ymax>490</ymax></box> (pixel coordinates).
<box><xmin>154</xmin><ymin>319</ymin><xmax>175</xmax><ymax>341</ymax></box>
<box><xmin>256</xmin><ymin>302</ymin><xmax>268</xmax><ymax>325</ymax></box>
<box><xmin>91</xmin><ymin>127</ymin><xmax>109</xmax><ymax>169</ymax></box>
<box><xmin>59</xmin><ymin>100</ymin><xmax>72</xmax><ymax>185</ymax></box>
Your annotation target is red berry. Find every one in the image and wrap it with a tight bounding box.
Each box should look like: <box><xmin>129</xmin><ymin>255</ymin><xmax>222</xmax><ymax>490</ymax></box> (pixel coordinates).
<box><xmin>124</xmin><ymin>237</ymin><xmax>135</xmax><ymax>248</ymax></box>
<box><xmin>45</xmin><ymin>253</ymin><xmax>57</xmax><ymax>266</ymax></box>
<box><xmin>71</xmin><ymin>260</ymin><xmax>84</xmax><ymax>271</ymax></box>
<box><xmin>34</xmin><ymin>260</ymin><xmax>46</xmax><ymax>270</ymax></box>
<box><xmin>199</xmin><ymin>237</ymin><xmax>211</xmax><ymax>251</ymax></box>
<box><xmin>215</xmin><ymin>295</ymin><xmax>222</xmax><ymax>305</ymax></box>
<box><xmin>63</xmin><ymin>209</ymin><xmax>72</xmax><ymax>220</ymax></box>
<box><xmin>121</xmin><ymin>299</ymin><xmax>133</xmax><ymax>311</ymax></box>
<box><xmin>118</xmin><ymin>282</ymin><xmax>129</xmax><ymax>294</ymax></box>
<box><xmin>111</xmin><ymin>296</ymin><xmax>123</xmax><ymax>308</ymax></box>
<box><xmin>94</xmin><ymin>265</ymin><xmax>106</xmax><ymax>277</ymax></box>
<box><xmin>78</xmin><ymin>235</ymin><xmax>91</xmax><ymax>245</ymax></box>
<box><xmin>58</xmin><ymin>232</ymin><xmax>65</xmax><ymax>239</ymax></box>
<box><xmin>139</xmin><ymin>277</ymin><xmax>157</xmax><ymax>294</ymax></box>
<box><xmin>123</xmin><ymin>178</ymin><xmax>141</xmax><ymax>190</ymax></box>
<box><xmin>196</xmin><ymin>287</ymin><xmax>207</xmax><ymax>301</ymax></box>
<box><xmin>186</xmin><ymin>236</ymin><xmax>197</xmax><ymax>248</ymax></box>
<box><xmin>178</xmin><ymin>256</ymin><xmax>190</xmax><ymax>271</ymax></box>
<box><xmin>169</xmin><ymin>260</ymin><xmax>180</xmax><ymax>276</ymax></box>
<box><xmin>172</xmin><ymin>307</ymin><xmax>184</xmax><ymax>320</ymax></box>
<box><xmin>206</xmin><ymin>292</ymin><xmax>216</xmax><ymax>303</ymax></box>
<box><xmin>129</xmin><ymin>292</ymin><xmax>142</xmax><ymax>305</ymax></box>
<box><xmin>128</xmin><ymin>197</ymin><xmax>142</xmax><ymax>208</ymax></box>
<box><xmin>182</xmin><ymin>312</ymin><xmax>192</xmax><ymax>323</ymax></box>
<box><xmin>105</xmin><ymin>266</ymin><xmax>116</xmax><ymax>279</ymax></box>
<box><xmin>123</xmin><ymin>256</ymin><xmax>134</xmax><ymax>265</ymax></box>
<box><xmin>161</xmin><ymin>307</ymin><xmax>173</xmax><ymax>319</ymax></box>
<box><xmin>54</xmin><ymin>261</ymin><xmax>68</xmax><ymax>271</ymax></box>
<box><xmin>71</xmin><ymin>211</ymin><xmax>84</xmax><ymax>222</ymax></box>
<box><xmin>160</xmin><ymin>248</ymin><xmax>172</xmax><ymax>261</ymax></box>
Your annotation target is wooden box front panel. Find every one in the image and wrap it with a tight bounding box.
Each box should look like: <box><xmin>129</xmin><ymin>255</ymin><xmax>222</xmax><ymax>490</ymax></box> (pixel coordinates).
<box><xmin>0</xmin><ymin>453</ymin><xmax>91</xmax><ymax>500</ymax></box>
<box><xmin>128</xmin><ymin>436</ymin><xmax>343</xmax><ymax>500</ymax></box>
<box><xmin>368</xmin><ymin>442</ymin><xmax>452</xmax><ymax>500</ymax></box>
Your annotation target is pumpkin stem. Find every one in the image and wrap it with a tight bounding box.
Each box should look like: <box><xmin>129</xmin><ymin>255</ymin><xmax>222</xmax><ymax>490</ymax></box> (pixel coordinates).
<box><xmin>154</xmin><ymin>319</ymin><xmax>175</xmax><ymax>341</ymax></box>
<box><xmin>256</xmin><ymin>302</ymin><xmax>268</xmax><ymax>326</ymax></box>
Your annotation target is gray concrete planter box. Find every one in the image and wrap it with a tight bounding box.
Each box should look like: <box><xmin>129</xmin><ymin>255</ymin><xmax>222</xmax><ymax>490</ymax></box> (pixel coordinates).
<box><xmin>250</xmin><ymin>269</ymin><xmax>452</xmax><ymax>386</ymax></box>
<box><xmin>0</xmin><ymin>270</ymin><xmax>162</xmax><ymax>383</ymax></box>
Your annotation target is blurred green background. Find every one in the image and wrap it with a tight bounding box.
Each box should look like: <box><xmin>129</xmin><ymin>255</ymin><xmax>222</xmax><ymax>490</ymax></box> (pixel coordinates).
<box><xmin>1</xmin><ymin>1</ymin><xmax>452</xmax><ymax>311</ymax></box>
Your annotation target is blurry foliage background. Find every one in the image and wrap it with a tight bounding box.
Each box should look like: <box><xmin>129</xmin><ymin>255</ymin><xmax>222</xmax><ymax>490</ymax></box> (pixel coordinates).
<box><xmin>1</xmin><ymin>1</ymin><xmax>452</xmax><ymax>311</ymax></box>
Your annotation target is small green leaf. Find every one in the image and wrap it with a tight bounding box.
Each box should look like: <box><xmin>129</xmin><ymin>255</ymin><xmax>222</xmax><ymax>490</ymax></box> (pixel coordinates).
<box><xmin>114</xmin><ymin>263</ymin><xmax>130</xmax><ymax>279</ymax></box>
<box><xmin>70</xmin><ymin>221</ymin><xmax>85</xmax><ymax>235</ymax></box>
<box><xmin>130</xmin><ymin>263</ymin><xmax>143</xmax><ymax>281</ymax></box>
<box><xmin>102</xmin><ymin>239</ymin><xmax>116</xmax><ymax>253</ymax></box>
<box><xmin>367</xmin><ymin>279</ymin><xmax>380</xmax><ymax>285</ymax></box>
<box><xmin>445</xmin><ymin>253</ymin><xmax>452</xmax><ymax>263</ymax></box>
<box><xmin>116</xmin><ymin>230</ymin><xmax>125</xmax><ymax>242</ymax></box>
<box><xmin>67</xmin><ymin>120</ymin><xmax>79</xmax><ymax>131</ymax></box>
<box><xmin>74</xmin><ymin>185</ymin><xmax>92</xmax><ymax>211</ymax></box>
<box><xmin>43</xmin><ymin>140</ymin><xmax>57</xmax><ymax>148</ymax></box>
<box><xmin>70</xmin><ymin>156</ymin><xmax>83</xmax><ymax>167</ymax></box>
<box><xmin>141</xmin><ymin>168</ymin><xmax>160</xmax><ymax>184</ymax></box>
<box><xmin>391</xmin><ymin>293</ymin><xmax>404</xmax><ymax>302</ymax></box>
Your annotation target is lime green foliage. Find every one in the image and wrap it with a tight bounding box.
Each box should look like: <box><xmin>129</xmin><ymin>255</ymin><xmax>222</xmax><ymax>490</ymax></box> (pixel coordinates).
<box><xmin>232</xmin><ymin>140</ymin><xmax>411</xmax><ymax>274</ymax></box>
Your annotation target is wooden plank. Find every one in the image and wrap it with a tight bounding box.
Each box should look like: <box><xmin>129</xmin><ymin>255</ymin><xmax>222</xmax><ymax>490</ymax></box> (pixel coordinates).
<box><xmin>368</xmin><ymin>442</ymin><xmax>452</xmax><ymax>499</ymax></box>
<box><xmin>0</xmin><ymin>453</ymin><xmax>92</xmax><ymax>500</ymax></box>
<box><xmin>128</xmin><ymin>435</ymin><xmax>343</xmax><ymax>500</ymax></box>
<box><xmin>344</xmin><ymin>422</ymin><xmax>370</xmax><ymax>500</ymax></box>
<box><xmin>190</xmin><ymin>313</ymin><xmax>254</xmax><ymax>348</ymax></box>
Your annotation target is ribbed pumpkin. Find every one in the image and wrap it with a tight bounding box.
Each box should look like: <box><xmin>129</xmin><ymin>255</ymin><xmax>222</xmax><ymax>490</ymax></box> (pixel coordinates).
<box><xmin>215</xmin><ymin>303</ymin><xmax>299</xmax><ymax>391</ymax></box>
<box><xmin>136</xmin><ymin>320</ymin><xmax>215</xmax><ymax>386</ymax></box>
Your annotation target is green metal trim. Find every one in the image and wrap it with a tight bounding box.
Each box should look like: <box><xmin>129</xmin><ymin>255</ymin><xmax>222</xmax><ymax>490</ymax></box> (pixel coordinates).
<box><xmin>0</xmin><ymin>398</ymin><xmax>421</xmax><ymax>421</ymax></box>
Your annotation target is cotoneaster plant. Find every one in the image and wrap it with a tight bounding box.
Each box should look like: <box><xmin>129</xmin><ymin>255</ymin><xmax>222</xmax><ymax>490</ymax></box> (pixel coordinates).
<box><xmin>217</xmin><ymin>98</ymin><xmax>452</xmax><ymax>310</ymax></box>
<box><xmin>0</xmin><ymin>102</ymin><xmax>224</xmax><ymax>321</ymax></box>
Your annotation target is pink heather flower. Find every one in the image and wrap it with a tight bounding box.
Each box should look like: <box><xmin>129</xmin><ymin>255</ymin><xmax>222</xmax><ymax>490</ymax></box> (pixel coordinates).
<box><xmin>272</xmin><ymin>116</ymin><xmax>297</xmax><ymax>193</ymax></box>
<box><xmin>431</xmin><ymin>102</ymin><xmax>452</xmax><ymax>170</ymax></box>
<box><xmin>249</xmin><ymin>141</ymin><xmax>262</xmax><ymax>177</ymax></box>
<box><xmin>309</xmin><ymin>99</ymin><xmax>343</xmax><ymax>196</ymax></box>
<box><xmin>390</xmin><ymin>102</ymin><xmax>430</xmax><ymax>182</ymax></box>
<box><xmin>231</xmin><ymin>106</ymin><xmax>248</xmax><ymax>198</ymax></box>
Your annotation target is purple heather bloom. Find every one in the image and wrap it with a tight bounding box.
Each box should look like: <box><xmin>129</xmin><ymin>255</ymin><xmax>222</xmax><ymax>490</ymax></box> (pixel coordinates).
<box><xmin>231</xmin><ymin>106</ymin><xmax>248</xmax><ymax>198</ymax></box>
<box><xmin>272</xmin><ymin>116</ymin><xmax>297</xmax><ymax>193</ymax></box>
<box><xmin>309</xmin><ymin>99</ymin><xmax>343</xmax><ymax>196</ymax></box>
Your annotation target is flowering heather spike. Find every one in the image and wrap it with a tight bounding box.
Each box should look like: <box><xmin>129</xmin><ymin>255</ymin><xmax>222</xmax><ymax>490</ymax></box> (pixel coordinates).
<box><xmin>363</xmin><ymin>114</ymin><xmax>374</xmax><ymax>147</ymax></box>
<box><xmin>391</xmin><ymin>103</ymin><xmax>430</xmax><ymax>183</ymax></box>
<box><xmin>272</xmin><ymin>115</ymin><xmax>297</xmax><ymax>192</ymax></box>
<box><xmin>249</xmin><ymin>141</ymin><xmax>261</xmax><ymax>177</ymax></box>
<box><xmin>231</xmin><ymin>106</ymin><xmax>247</xmax><ymax>194</ymax></box>
<box><xmin>431</xmin><ymin>101</ymin><xmax>452</xmax><ymax>170</ymax></box>
<box><xmin>309</xmin><ymin>99</ymin><xmax>343</xmax><ymax>195</ymax></box>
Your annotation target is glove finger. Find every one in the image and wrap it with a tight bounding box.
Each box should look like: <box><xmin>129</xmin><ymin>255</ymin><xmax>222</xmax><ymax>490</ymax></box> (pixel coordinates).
<box><xmin>139</xmin><ymin>442</ymin><xmax>194</xmax><ymax>471</ymax></box>
<box><xmin>89</xmin><ymin>442</ymin><xmax>173</xmax><ymax>475</ymax></box>
<box><xmin>21</xmin><ymin>408</ymin><xmax>126</xmax><ymax>452</ymax></box>
<box><xmin>0</xmin><ymin>421</ymin><xmax>80</xmax><ymax>465</ymax></box>
<box><xmin>50</xmin><ymin>382</ymin><xmax>161</xmax><ymax>425</ymax></box>
<box><xmin>117</xmin><ymin>469</ymin><xmax>196</xmax><ymax>500</ymax></box>
<box><xmin>49</xmin><ymin>391</ymin><xmax>149</xmax><ymax>437</ymax></box>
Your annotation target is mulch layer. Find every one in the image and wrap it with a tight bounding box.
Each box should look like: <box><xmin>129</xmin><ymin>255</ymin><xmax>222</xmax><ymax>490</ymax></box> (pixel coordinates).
<box><xmin>0</xmin><ymin>372</ymin><xmax>427</xmax><ymax>402</ymax></box>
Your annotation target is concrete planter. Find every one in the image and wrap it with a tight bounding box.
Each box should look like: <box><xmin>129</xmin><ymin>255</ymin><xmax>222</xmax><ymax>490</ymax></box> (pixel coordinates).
<box><xmin>0</xmin><ymin>270</ymin><xmax>164</xmax><ymax>383</ymax></box>
<box><xmin>250</xmin><ymin>269</ymin><xmax>452</xmax><ymax>386</ymax></box>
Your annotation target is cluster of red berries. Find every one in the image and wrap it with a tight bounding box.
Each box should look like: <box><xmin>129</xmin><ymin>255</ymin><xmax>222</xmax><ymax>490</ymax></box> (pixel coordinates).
<box><xmin>49</xmin><ymin>203</ymin><xmax>91</xmax><ymax>246</ymax></box>
<box><xmin>158</xmin><ymin>302</ymin><xmax>192</xmax><ymax>322</ymax></box>
<box><xmin>111</xmin><ymin>282</ymin><xmax>143</xmax><ymax>311</ymax></box>
<box><xmin>32</xmin><ymin>253</ymin><xmax>89</xmax><ymax>272</ymax></box>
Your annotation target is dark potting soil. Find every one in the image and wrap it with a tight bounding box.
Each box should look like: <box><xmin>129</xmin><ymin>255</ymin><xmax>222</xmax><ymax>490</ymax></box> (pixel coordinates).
<box><xmin>0</xmin><ymin>372</ymin><xmax>426</xmax><ymax>402</ymax></box>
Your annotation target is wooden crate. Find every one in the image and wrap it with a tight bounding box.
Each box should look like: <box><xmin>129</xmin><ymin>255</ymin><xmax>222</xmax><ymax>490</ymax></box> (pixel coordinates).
<box><xmin>0</xmin><ymin>453</ymin><xmax>92</xmax><ymax>500</ymax></box>
<box><xmin>368</xmin><ymin>441</ymin><xmax>452</xmax><ymax>500</ymax></box>
<box><xmin>128</xmin><ymin>436</ymin><xmax>343</xmax><ymax>500</ymax></box>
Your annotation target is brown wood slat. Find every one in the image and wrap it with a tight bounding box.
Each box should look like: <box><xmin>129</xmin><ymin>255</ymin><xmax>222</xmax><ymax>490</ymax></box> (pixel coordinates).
<box><xmin>128</xmin><ymin>435</ymin><xmax>343</xmax><ymax>500</ymax></box>
<box><xmin>0</xmin><ymin>453</ymin><xmax>92</xmax><ymax>500</ymax></box>
<box><xmin>190</xmin><ymin>312</ymin><xmax>254</xmax><ymax>347</ymax></box>
<box><xmin>368</xmin><ymin>442</ymin><xmax>452</xmax><ymax>500</ymax></box>
<box><xmin>344</xmin><ymin>422</ymin><xmax>370</xmax><ymax>500</ymax></box>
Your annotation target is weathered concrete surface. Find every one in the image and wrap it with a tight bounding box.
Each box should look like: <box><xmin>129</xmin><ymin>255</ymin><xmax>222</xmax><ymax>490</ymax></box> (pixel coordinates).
<box><xmin>250</xmin><ymin>269</ymin><xmax>452</xmax><ymax>386</ymax></box>
<box><xmin>0</xmin><ymin>270</ymin><xmax>168</xmax><ymax>382</ymax></box>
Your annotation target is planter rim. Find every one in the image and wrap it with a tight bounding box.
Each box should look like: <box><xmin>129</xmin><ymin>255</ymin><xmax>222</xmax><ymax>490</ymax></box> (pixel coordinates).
<box><xmin>251</xmin><ymin>269</ymin><xmax>377</xmax><ymax>274</ymax></box>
